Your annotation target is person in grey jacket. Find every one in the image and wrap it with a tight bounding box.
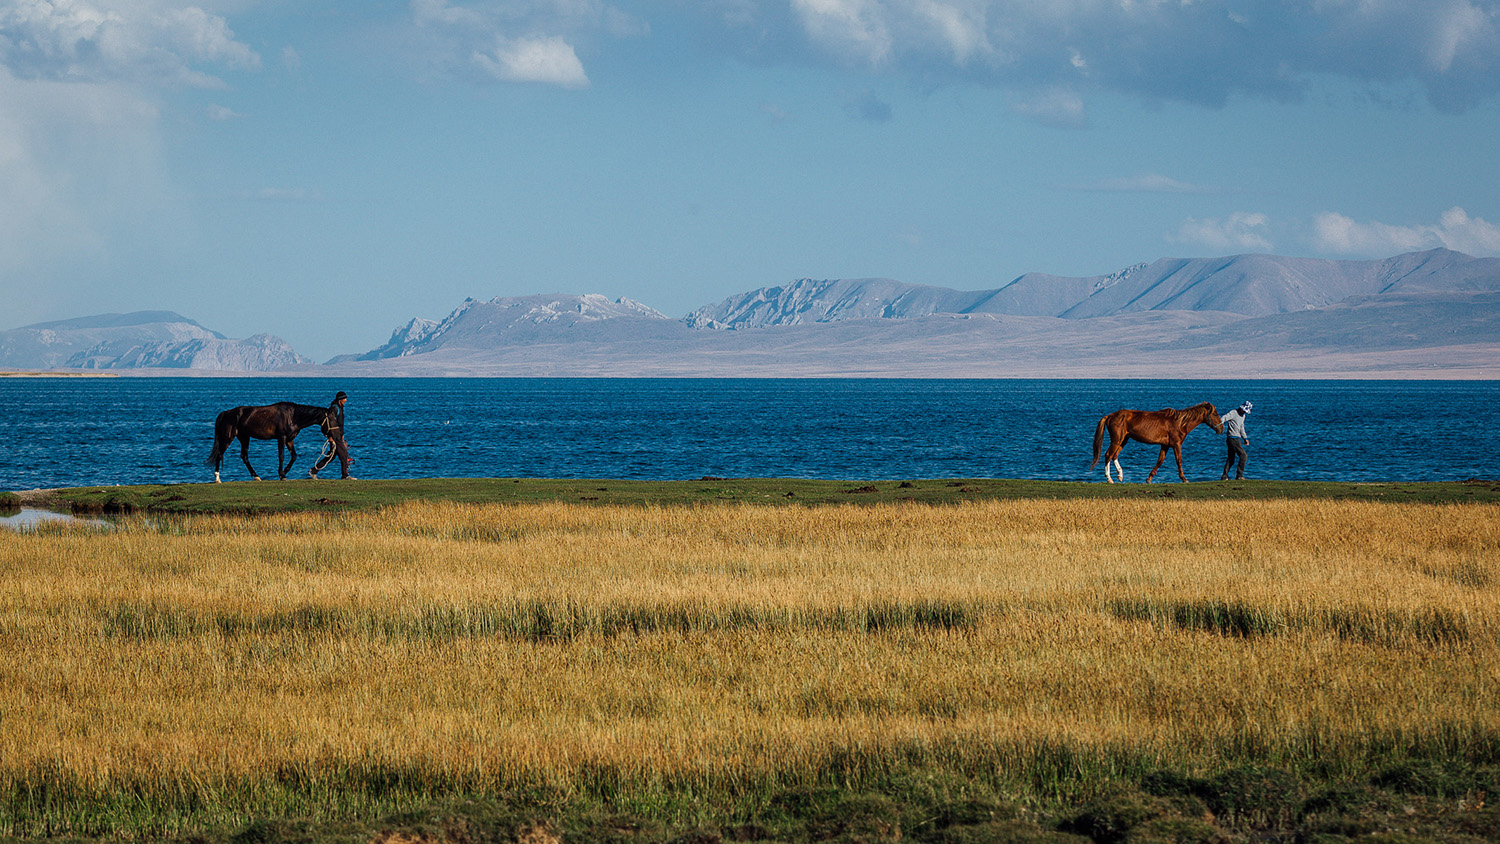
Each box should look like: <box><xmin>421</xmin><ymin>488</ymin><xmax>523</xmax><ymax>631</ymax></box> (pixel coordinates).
<box><xmin>1219</xmin><ymin>401</ymin><xmax>1251</xmax><ymax>480</ymax></box>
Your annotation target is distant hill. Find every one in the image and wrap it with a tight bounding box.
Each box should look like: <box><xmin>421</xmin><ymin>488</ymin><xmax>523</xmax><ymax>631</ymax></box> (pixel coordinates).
<box><xmin>336</xmin><ymin>249</ymin><xmax>1499</xmax><ymax>377</ymax></box>
<box><xmin>0</xmin><ymin>312</ymin><xmax>309</xmax><ymax>372</ymax></box>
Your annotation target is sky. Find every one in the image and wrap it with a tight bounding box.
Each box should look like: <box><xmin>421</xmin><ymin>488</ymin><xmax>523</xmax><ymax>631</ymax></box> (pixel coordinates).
<box><xmin>3</xmin><ymin>0</ymin><xmax>1500</xmax><ymax>362</ymax></box>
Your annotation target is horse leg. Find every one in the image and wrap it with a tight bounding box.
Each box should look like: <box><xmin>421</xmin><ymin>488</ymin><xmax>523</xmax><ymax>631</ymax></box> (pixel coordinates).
<box><xmin>210</xmin><ymin>422</ymin><xmax>231</xmax><ymax>483</ymax></box>
<box><xmin>1147</xmin><ymin>446</ymin><xmax>1168</xmax><ymax>483</ymax></box>
<box><xmin>277</xmin><ymin>439</ymin><xmax>287</xmax><ymax>480</ymax></box>
<box><xmin>283</xmin><ymin>437</ymin><xmax>298</xmax><ymax>479</ymax></box>
<box><xmin>240</xmin><ymin>434</ymin><xmax>261</xmax><ymax>481</ymax></box>
<box><xmin>1102</xmin><ymin>439</ymin><xmax>1124</xmax><ymax>484</ymax></box>
<box><xmin>1173</xmin><ymin>442</ymin><xmax>1187</xmax><ymax>482</ymax></box>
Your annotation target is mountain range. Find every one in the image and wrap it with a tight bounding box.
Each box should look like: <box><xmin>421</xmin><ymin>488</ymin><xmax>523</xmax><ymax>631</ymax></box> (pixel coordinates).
<box><xmin>4</xmin><ymin>249</ymin><xmax>1497</xmax><ymax>377</ymax></box>
<box><xmin>0</xmin><ymin>311</ymin><xmax>309</xmax><ymax>372</ymax></box>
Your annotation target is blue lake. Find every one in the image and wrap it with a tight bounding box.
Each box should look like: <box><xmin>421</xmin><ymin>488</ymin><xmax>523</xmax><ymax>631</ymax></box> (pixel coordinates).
<box><xmin>0</xmin><ymin>378</ymin><xmax>1495</xmax><ymax>490</ymax></box>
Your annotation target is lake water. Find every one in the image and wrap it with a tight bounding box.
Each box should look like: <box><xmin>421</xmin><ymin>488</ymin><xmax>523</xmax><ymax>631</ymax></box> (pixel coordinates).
<box><xmin>0</xmin><ymin>378</ymin><xmax>1495</xmax><ymax>490</ymax></box>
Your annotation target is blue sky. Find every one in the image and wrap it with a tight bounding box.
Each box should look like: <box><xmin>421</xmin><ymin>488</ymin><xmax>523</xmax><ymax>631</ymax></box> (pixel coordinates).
<box><xmin>4</xmin><ymin>0</ymin><xmax>1500</xmax><ymax>362</ymax></box>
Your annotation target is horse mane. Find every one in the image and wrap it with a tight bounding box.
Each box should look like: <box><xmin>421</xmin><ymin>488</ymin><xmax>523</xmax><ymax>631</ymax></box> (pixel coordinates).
<box><xmin>1173</xmin><ymin>402</ymin><xmax>1215</xmax><ymax>426</ymax></box>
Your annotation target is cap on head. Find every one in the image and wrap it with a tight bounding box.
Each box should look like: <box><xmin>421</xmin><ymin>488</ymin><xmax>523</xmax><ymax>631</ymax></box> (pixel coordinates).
<box><xmin>335</xmin><ymin>391</ymin><xmax>348</xmax><ymax>401</ymax></box>
<box><xmin>1239</xmin><ymin>401</ymin><xmax>1252</xmax><ymax>414</ymax></box>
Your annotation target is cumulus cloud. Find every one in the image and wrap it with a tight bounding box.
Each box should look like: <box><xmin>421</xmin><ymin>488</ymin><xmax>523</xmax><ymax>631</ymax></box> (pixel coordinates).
<box><xmin>692</xmin><ymin>0</ymin><xmax>1500</xmax><ymax>113</ymax></box>
<box><xmin>411</xmin><ymin>0</ymin><xmax>644</xmax><ymax>88</ymax></box>
<box><xmin>474</xmin><ymin>34</ymin><xmax>587</xmax><ymax>86</ymax></box>
<box><xmin>791</xmin><ymin>0</ymin><xmax>894</xmax><ymax>65</ymax></box>
<box><xmin>1170</xmin><ymin>212</ymin><xmax>1274</xmax><ymax>253</ymax></box>
<box><xmin>1313</xmin><ymin>207</ymin><xmax>1500</xmax><ymax>257</ymax></box>
<box><xmin>0</xmin><ymin>0</ymin><xmax>260</xmax><ymax>87</ymax></box>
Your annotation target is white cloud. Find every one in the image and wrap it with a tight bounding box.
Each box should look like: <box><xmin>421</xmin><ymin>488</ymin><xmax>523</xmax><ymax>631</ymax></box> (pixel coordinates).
<box><xmin>1429</xmin><ymin>1</ymin><xmax>1490</xmax><ymax>72</ymax></box>
<box><xmin>0</xmin><ymin>0</ymin><xmax>260</xmax><ymax>87</ymax></box>
<box><xmin>409</xmin><ymin>0</ymin><xmax>648</xmax><ymax>87</ymax></box>
<box><xmin>206</xmin><ymin>102</ymin><xmax>240</xmax><ymax>120</ymax></box>
<box><xmin>1170</xmin><ymin>212</ymin><xmax>1273</xmax><ymax>252</ymax></box>
<box><xmin>1313</xmin><ymin>207</ymin><xmax>1500</xmax><ymax>257</ymax></box>
<box><xmin>792</xmin><ymin>0</ymin><xmax>893</xmax><ymax>65</ymax></box>
<box><xmin>473</xmin><ymin>34</ymin><xmax>588</xmax><ymax>87</ymax></box>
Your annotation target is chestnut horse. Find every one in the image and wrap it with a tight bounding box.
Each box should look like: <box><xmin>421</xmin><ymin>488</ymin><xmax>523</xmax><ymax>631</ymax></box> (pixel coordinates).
<box><xmin>1090</xmin><ymin>401</ymin><xmax>1223</xmax><ymax>483</ymax></box>
<box><xmin>206</xmin><ymin>402</ymin><xmax>331</xmax><ymax>482</ymax></box>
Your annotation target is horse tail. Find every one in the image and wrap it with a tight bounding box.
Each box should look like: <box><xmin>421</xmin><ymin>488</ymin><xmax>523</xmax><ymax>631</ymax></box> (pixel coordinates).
<box><xmin>1090</xmin><ymin>415</ymin><xmax>1107</xmax><ymax>469</ymax></box>
<box><xmin>205</xmin><ymin>409</ymin><xmax>233</xmax><ymax>466</ymax></box>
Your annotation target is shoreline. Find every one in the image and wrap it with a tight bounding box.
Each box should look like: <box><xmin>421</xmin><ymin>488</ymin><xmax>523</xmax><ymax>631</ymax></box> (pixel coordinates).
<box><xmin>3</xmin><ymin>370</ymin><xmax>1498</xmax><ymax>380</ymax></box>
<box><xmin>8</xmin><ymin>477</ymin><xmax>1498</xmax><ymax>516</ymax></box>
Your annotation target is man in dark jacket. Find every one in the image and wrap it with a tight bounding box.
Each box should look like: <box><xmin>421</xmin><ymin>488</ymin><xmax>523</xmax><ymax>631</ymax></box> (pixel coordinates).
<box><xmin>311</xmin><ymin>391</ymin><xmax>354</xmax><ymax>479</ymax></box>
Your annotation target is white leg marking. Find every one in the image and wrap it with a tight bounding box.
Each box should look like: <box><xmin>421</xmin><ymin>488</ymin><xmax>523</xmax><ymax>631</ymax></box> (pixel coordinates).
<box><xmin>214</xmin><ymin>471</ymin><xmax>220</xmax><ymax>483</ymax></box>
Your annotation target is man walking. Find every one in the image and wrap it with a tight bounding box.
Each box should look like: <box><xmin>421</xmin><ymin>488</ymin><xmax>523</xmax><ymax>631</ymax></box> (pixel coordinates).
<box><xmin>311</xmin><ymin>390</ymin><xmax>354</xmax><ymax>479</ymax></box>
<box><xmin>1219</xmin><ymin>400</ymin><xmax>1251</xmax><ymax>480</ymax></box>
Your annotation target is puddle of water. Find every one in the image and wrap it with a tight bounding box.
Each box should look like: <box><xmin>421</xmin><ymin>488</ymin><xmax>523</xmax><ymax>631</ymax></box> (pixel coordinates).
<box><xmin>0</xmin><ymin>508</ymin><xmax>115</xmax><ymax>531</ymax></box>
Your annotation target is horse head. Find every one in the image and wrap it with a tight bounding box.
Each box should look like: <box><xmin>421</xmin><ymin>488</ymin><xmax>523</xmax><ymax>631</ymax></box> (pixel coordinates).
<box><xmin>1202</xmin><ymin>402</ymin><xmax>1224</xmax><ymax>434</ymax></box>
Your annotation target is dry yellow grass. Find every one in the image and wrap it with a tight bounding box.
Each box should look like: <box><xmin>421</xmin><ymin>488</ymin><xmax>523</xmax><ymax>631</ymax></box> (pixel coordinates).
<box><xmin>1</xmin><ymin>498</ymin><xmax>1497</xmax><ymax>818</ymax></box>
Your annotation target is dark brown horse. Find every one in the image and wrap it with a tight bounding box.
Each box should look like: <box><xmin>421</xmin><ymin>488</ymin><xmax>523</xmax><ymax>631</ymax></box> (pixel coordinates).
<box><xmin>206</xmin><ymin>402</ymin><xmax>331</xmax><ymax>482</ymax></box>
<box><xmin>1091</xmin><ymin>402</ymin><xmax>1223</xmax><ymax>483</ymax></box>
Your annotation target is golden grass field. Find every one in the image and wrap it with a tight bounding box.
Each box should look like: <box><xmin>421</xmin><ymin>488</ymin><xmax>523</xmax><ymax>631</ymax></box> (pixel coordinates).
<box><xmin>2</xmin><ymin>497</ymin><xmax>1498</xmax><ymax>836</ymax></box>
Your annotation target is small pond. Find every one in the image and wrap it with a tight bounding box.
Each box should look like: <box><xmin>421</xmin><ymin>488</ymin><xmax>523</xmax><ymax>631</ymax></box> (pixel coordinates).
<box><xmin>0</xmin><ymin>508</ymin><xmax>116</xmax><ymax>531</ymax></box>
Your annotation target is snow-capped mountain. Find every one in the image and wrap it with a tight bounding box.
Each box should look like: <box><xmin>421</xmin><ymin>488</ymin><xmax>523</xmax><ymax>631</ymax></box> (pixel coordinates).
<box><xmin>66</xmin><ymin>333</ymin><xmax>310</xmax><ymax>371</ymax></box>
<box><xmin>326</xmin><ymin>248</ymin><xmax>1499</xmax><ymax>377</ymax></box>
<box><xmin>8</xmin><ymin>249</ymin><xmax>1498</xmax><ymax>377</ymax></box>
<box><xmin>0</xmin><ymin>312</ymin><xmax>309</xmax><ymax>372</ymax></box>
<box><xmin>683</xmin><ymin>278</ymin><xmax>990</xmax><ymax>329</ymax></box>
<box><xmin>688</xmin><ymin>249</ymin><xmax>1500</xmax><ymax>328</ymax></box>
<box><xmin>337</xmin><ymin>294</ymin><xmax>671</xmax><ymax>362</ymax></box>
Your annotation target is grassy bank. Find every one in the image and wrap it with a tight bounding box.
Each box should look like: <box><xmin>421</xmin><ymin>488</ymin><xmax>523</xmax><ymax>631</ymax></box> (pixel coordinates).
<box><xmin>1</xmin><ymin>496</ymin><xmax>1497</xmax><ymax>841</ymax></box>
<box><xmin>22</xmin><ymin>475</ymin><xmax>1500</xmax><ymax>514</ymax></box>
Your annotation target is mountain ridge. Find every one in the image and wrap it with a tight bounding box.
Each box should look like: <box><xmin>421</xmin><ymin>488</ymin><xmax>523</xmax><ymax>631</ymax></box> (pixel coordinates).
<box><xmin>325</xmin><ymin>247</ymin><xmax>1498</xmax><ymax>377</ymax></box>
<box><xmin>4</xmin><ymin>249</ymin><xmax>1497</xmax><ymax>376</ymax></box>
